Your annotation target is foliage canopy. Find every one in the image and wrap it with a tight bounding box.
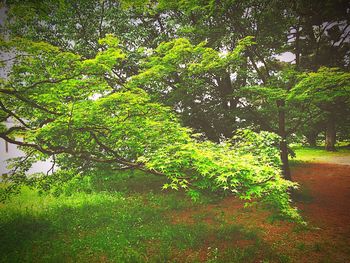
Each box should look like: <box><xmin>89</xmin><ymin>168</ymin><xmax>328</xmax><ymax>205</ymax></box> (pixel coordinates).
<box><xmin>3</xmin><ymin>0</ymin><xmax>348</xmax><ymax>223</ymax></box>
<box><xmin>0</xmin><ymin>35</ymin><xmax>301</xmax><ymax>221</ymax></box>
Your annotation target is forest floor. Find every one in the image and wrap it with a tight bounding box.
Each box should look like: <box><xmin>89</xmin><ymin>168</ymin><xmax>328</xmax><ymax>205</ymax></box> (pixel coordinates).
<box><xmin>167</xmin><ymin>162</ymin><xmax>350</xmax><ymax>262</ymax></box>
<box><xmin>1</xmin><ymin>149</ymin><xmax>350</xmax><ymax>262</ymax></box>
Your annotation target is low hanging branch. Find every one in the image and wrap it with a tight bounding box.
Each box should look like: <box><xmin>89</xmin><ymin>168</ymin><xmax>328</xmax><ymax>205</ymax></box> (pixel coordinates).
<box><xmin>0</xmin><ymin>35</ymin><xmax>303</xmax><ymax>222</ymax></box>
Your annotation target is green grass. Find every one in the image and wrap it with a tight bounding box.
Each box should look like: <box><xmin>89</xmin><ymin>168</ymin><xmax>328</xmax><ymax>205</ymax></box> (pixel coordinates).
<box><xmin>0</xmin><ymin>188</ymin><xmax>196</xmax><ymax>262</ymax></box>
<box><xmin>291</xmin><ymin>146</ymin><xmax>350</xmax><ymax>164</ymax></box>
<box><xmin>0</xmin><ymin>172</ymin><xmax>291</xmax><ymax>262</ymax></box>
<box><xmin>2</xmin><ymin>149</ymin><xmax>349</xmax><ymax>262</ymax></box>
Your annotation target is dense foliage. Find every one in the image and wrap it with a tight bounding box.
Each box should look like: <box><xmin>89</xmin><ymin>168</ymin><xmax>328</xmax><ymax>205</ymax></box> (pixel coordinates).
<box><xmin>290</xmin><ymin>68</ymin><xmax>350</xmax><ymax>150</ymax></box>
<box><xmin>0</xmin><ymin>35</ymin><xmax>301</xmax><ymax>221</ymax></box>
<box><xmin>4</xmin><ymin>1</ymin><xmax>349</xmax><ymax>143</ymax></box>
<box><xmin>1</xmin><ymin>0</ymin><xmax>349</xmax><ymax>222</ymax></box>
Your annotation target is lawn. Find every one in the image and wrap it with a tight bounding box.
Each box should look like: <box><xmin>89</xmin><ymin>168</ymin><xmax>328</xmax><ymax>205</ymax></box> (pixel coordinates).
<box><xmin>1</xmin><ymin>155</ymin><xmax>350</xmax><ymax>262</ymax></box>
<box><xmin>291</xmin><ymin>146</ymin><xmax>350</xmax><ymax>163</ymax></box>
<box><xmin>0</xmin><ymin>172</ymin><xmax>289</xmax><ymax>263</ymax></box>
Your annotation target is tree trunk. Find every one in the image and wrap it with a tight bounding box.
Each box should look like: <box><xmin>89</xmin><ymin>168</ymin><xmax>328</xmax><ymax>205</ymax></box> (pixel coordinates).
<box><xmin>325</xmin><ymin>113</ymin><xmax>336</xmax><ymax>151</ymax></box>
<box><xmin>306</xmin><ymin>132</ymin><xmax>318</xmax><ymax>147</ymax></box>
<box><xmin>277</xmin><ymin>100</ymin><xmax>291</xmax><ymax>180</ymax></box>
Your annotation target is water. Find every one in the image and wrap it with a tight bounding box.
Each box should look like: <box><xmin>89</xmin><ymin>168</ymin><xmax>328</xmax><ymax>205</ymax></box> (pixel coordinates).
<box><xmin>0</xmin><ymin>138</ymin><xmax>52</xmax><ymax>176</ymax></box>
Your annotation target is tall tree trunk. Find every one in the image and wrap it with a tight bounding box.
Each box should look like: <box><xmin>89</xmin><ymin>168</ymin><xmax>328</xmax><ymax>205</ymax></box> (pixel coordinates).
<box><xmin>277</xmin><ymin>100</ymin><xmax>291</xmax><ymax>180</ymax></box>
<box><xmin>217</xmin><ymin>72</ymin><xmax>237</xmax><ymax>138</ymax></box>
<box><xmin>306</xmin><ymin>131</ymin><xmax>318</xmax><ymax>147</ymax></box>
<box><xmin>325</xmin><ymin>112</ymin><xmax>336</xmax><ymax>151</ymax></box>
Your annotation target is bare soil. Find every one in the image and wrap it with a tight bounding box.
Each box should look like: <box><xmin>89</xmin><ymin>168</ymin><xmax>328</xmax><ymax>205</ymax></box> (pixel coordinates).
<box><xmin>293</xmin><ymin>163</ymin><xmax>350</xmax><ymax>229</ymax></box>
<box><xmin>169</xmin><ymin>163</ymin><xmax>350</xmax><ymax>262</ymax></box>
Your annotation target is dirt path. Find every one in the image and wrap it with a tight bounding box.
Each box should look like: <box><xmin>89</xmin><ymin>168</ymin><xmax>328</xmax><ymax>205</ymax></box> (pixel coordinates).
<box><xmin>288</xmin><ymin>163</ymin><xmax>350</xmax><ymax>262</ymax></box>
<box><xmin>259</xmin><ymin>163</ymin><xmax>350</xmax><ymax>262</ymax></box>
<box><xmin>293</xmin><ymin>163</ymin><xmax>350</xmax><ymax>229</ymax></box>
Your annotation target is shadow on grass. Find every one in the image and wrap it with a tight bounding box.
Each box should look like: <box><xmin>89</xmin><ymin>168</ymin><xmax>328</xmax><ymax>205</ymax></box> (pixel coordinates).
<box><xmin>0</xmin><ymin>188</ymin><xmax>293</xmax><ymax>263</ymax></box>
<box><xmin>92</xmin><ymin>170</ymin><xmax>168</xmax><ymax>194</ymax></box>
<box><xmin>0</xmin><ymin>215</ymin><xmax>53</xmax><ymax>254</ymax></box>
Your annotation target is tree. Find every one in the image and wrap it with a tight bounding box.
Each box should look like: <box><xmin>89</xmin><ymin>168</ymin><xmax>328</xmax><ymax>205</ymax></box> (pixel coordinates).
<box><xmin>3</xmin><ymin>0</ymin><xmax>350</xmax><ymax>178</ymax></box>
<box><xmin>2</xmin><ymin>0</ymin><xmax>294</xmax><ymax>133</ymax></box>
<box><xmin>123</xmin><ymin>0</ymin><xmax>300</xmax><ymax>180</ymax></box>
<box><xmin>288</xmin><ymin>0</ymin><xmax>350</xmax><ymax>72</ymax></box>
<box><xmin>3</xmin><ymin>0</ymin><xmax>166</xmax><ymax>57</ymax></box>
<box><xmin>286</xmin><ymin>0</ymin><xmax>350</xmax><ymax>147</ymax></box>
<box><xmin>289</xmin><ymin>67</ymin><xmax>350</xmax><ymax>151</ymax></box>
<box><xmin>127</xmin><ymin>36</ymin><xmax>255</xmax><ymax>141</ymax></box>
<box><xmin>0</xmin><ymin>36</ymin><xmax>301</xmax><ymax>221</ymax></box>
<box><xmin>241</xmin><ymin>66</ymin><xmax>302</xmax><ymax>180</ymax></box>
<box><xmin>299</xmin><ymin>118</ymin><xmax>325</xmax><ymax>147</ymax></box>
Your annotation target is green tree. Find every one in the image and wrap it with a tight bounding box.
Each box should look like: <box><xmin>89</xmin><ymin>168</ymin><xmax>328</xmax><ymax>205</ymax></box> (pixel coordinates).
<box><xmin>290</xmin><ymin>67</ymin><xmax>350</xmax><ymax>151</ymax></box>
<box><xmin>288</xmin><ymin>0</ymin><xmax>350</xmax><ymax>72</ymax></box>
<box><xmin>3</xmin><ymin>0</ymin><xmax>350</xmax><ymax>177</ymax></box>
<box><xmin>0</xmin><ymin>36</ymin><xmax>301</xmax><ymax>221</ymax></box>
<box><xmin>2</xmin><ymin>0</ymin><xmax>294</xmax><ymax>138</ymax></box>
<box><xmin>128</xmin><ymin>36</ymin><xmax>255</xmax><ymax>141</ymax></box>
<box><xmin>286</xmin><ymin>0</ymin><xmax>350</xmax><ymax>146</ymax></box>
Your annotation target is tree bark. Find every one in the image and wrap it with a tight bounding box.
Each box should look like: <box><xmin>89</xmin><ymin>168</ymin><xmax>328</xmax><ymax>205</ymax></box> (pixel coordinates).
<box><xmin>277</xmin><ymin>100</ymin><xmax>291</xmax><ymax>180</ymax></box>
<box><xmin>306</xmin><ymin>132</ymin><xmax>318</xmax><ymax>147</ymax></box>
<box><xmin>325</xmin><ymin>112</ymin><xmax>336</xmax><ymax>151</ymax></box>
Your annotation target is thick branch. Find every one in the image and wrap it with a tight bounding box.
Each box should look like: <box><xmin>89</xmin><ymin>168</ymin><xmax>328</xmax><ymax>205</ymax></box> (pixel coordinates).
<box><xmin>0</xmin><ymin>88</ymin><xmax>58</xmax><ymax>115</ymax></box>
<box><xmin>0</xmin><ymin>100</ymin><xmax>31</xmax><ymax>128</ymax></box>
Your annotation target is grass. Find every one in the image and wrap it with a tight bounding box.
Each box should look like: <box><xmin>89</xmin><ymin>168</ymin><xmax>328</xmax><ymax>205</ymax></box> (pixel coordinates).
<box><xmin>291</xmin><ymin>146</ymin><xmax>350</xmax><ymax>164</ymax></box>
<box><xmin>0</xmin><ymin>171</ymin><xmax>290</xmax><ymax>263</ymax></box>
<box><xmin>3</xmin><ymin>148</ymin><xmax>350</xmax><ymax>262</ymax></box>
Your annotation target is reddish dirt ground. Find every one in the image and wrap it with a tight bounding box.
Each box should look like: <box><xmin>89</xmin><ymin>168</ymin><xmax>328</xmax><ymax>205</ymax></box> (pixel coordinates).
<box><xmin>169</xmin><ymin>163</ymin><xmax>350</xmax><ymax>262</ymax></box>
<box><xmin>293</xmin><ymin>163</ymin><xmax>350</xmax><ymax>230</ymax></box>
<box><xmin>290</xmin><ymin>163</ymin><xmax>350</xmax><ymax>262</ymax></box>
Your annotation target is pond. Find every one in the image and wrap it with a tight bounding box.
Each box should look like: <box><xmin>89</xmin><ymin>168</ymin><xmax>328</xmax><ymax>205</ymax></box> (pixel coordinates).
<box><xmin>0</xmin><ymin>138</ymin><xmax>52</xmax><ymax>177</ymax></box>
